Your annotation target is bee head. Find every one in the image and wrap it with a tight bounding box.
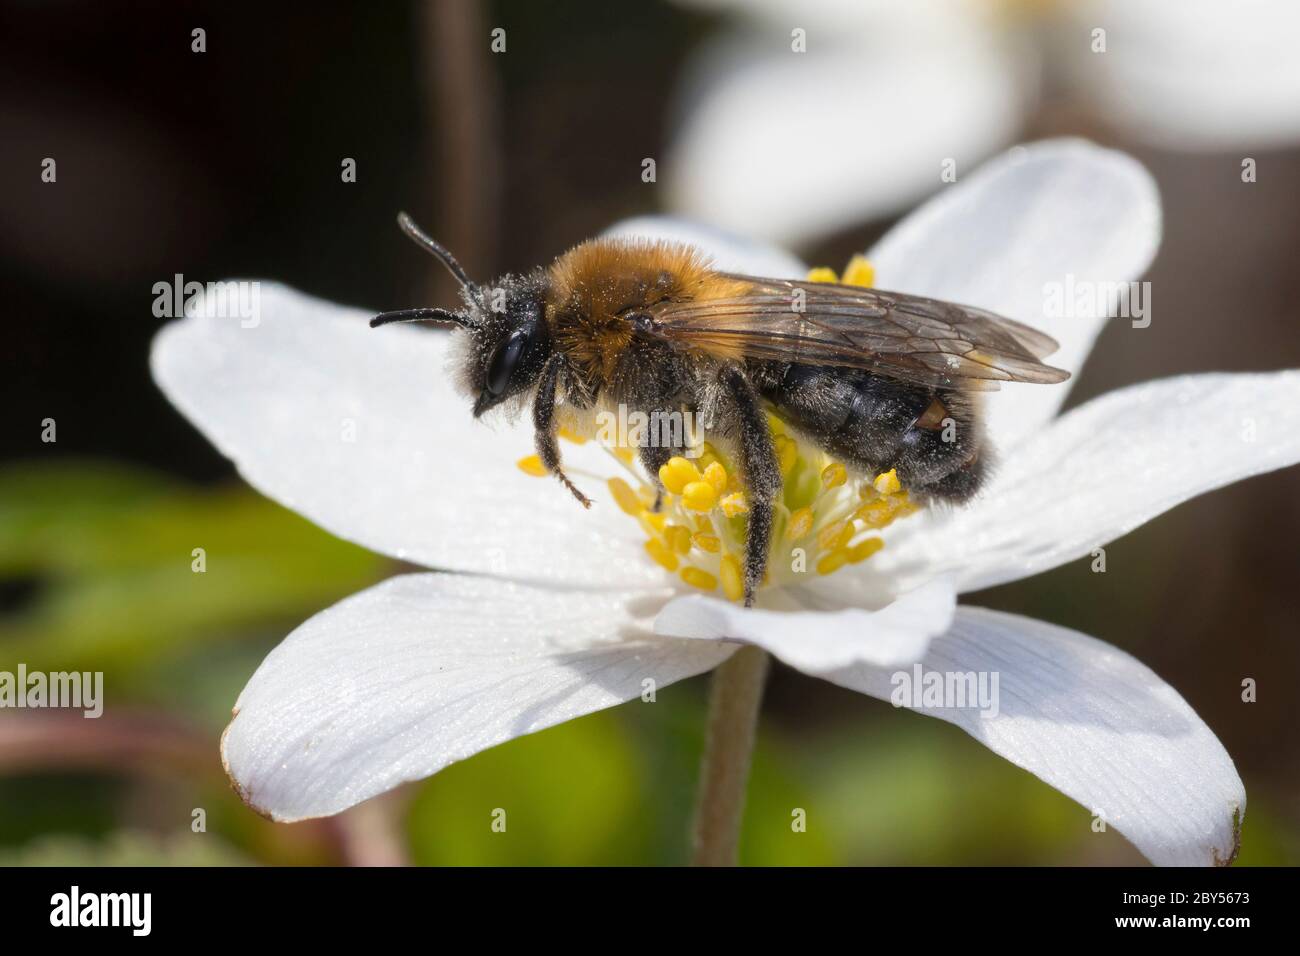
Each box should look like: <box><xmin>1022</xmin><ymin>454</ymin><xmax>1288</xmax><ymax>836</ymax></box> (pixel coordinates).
<box><xmin>460</xmin><ymin>272</ymin><xmax>552</xmax><ymax>418</ymax></box>
<box><xmin>370</xmin><ymin>213</ymin><xmax>552</xmax><ymax>419</ymax></box>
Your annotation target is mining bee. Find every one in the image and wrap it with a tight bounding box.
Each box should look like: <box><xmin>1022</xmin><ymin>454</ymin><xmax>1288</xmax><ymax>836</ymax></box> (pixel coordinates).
<box><xmin>373</xmin><ymin>213</ymin><xmax>1069</xmax><ymax>606</ymax></box>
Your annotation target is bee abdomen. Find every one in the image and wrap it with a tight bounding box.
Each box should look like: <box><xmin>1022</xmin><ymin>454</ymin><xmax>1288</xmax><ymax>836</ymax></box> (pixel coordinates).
<box><xmin>758</xmin><ymin>363</ymin><xmax>985</xmax><ymax>502</ymax></box>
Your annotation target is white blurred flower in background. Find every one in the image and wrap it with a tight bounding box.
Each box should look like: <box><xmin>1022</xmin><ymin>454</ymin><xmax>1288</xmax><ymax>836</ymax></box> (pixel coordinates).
<box><xmin>667</xmin><ymin>0</ymin><xmax>1300</xmax><ymax>246</ymax></box>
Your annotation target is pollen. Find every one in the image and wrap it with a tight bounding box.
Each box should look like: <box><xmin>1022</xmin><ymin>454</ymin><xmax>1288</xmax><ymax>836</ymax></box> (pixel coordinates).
<box><xmin>873</xmin><ymin>468</ymin><xmax>902</xmax><ymax>495</ymax></box>
<box><xmin>720</xmin><ymin>493</ymin><xmax>749</xmax><ymax>517</ymax></box>
<box><xmin>581</xmin><ymin>261</ymin><xmax>917</xmax><ymax>604</ymax></box>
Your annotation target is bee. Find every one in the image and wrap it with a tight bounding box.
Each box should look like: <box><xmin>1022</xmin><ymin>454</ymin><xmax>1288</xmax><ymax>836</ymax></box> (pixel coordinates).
<box><xmin>373</xmin><ymin>213</ymin><xmax>1069</xmax><ymax>606</ymax></box>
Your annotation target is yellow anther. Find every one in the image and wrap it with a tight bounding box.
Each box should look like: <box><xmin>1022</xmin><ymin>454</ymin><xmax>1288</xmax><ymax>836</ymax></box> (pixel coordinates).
<box><xmin>692</xmin><ymin>532</ymin><xmax>721</xmax><ymax>553</ymax></box>
<box><xmin>703</xmin><ymin>461</ymin><xmax>728</xmax><ymax>493</ymax></box>
<box><xmin>608</xmin><ymin>477</ymin><xmax>642</xmax><ymax>516</ymax></box>
<box><xmin>720</xmin><ymin>554</ymin><xmax>745</xmax><ymax>602</ymax></box>
<box><xmin>848</xmin><ymin>537</ymin><xmax>884</xmax><ymax>563</ymax></box>
<box><xmin>613</xmin><ymin>447</ymin><xmax>634</xmax><ymax>465</ymax></box>
<box><xmin>816</xmin><ymin>520</ymin><xmax>854</xmax><ymax>551</ymax></box>
<box><xmin>665</xmin><ymin>524</ymin><xmax>693</xmax><ymax>555</ymax></box>
<box><xmin>720</xmin><ymin>493</ymin><xmax>749</xmax><ymax>517</ymax></box>
<box><xmin>806</xmin><ymin>266</ymin><xmax>838</xmax><ymax>284</ymax></box>
<box><xmin>659</xmin><ymin>456</ymin><xmax>700</xmax><ymax>495</ymax></box>
<box><xmin>873</xmin><ymin>469</ymin><xmax>902</xmax><ymax>495</ymax></box>
<box><xmin>694</xmin><ymin>515</ymin><xmax>713</xmax><ymax>533</ymax></box>
<box><xmin>516</xmin><ymin>455</ymin><xmax>547</xmax><ymax>477</ymax></box>
<box><xmin>786</xmin><ymin>506</ymin><xmax>814</xmax><ymax>540</ymax></box>
<box><xmin>774</xmin><ymin>435</ymin><xmax>798</xmax><ymax>477</ymax></box>
<box><xmin>558</xmin><ymin>427</ymin><xmax>588</xmax><ymax>445</ymax></box>
<box><xmin>854</xmin><ymin>499</ymin><xmax>893</xmax><ymax>527</ymax></box>
<box><xmin>644</xmin><ymin>538</ymin><xmax>679</xmax><ymax>572</ymax></box>
<box><xmin>820</xmin><ymin>462</ymin><xmax>847</xmax><ymax>489</ymax></box>
<box><xmin>638</xmin><ymin>510</ymin><xmax>667</xmax><ymax>537</ymax></box>
<box><xmin>680</xmin><ymin>567</ymin><xmax>718</xmax><ymax>591</ymax></box>
<box><xmin>841</xmin><ymin>255</ymin><xmax>875</xmax><ymax>288</ymax></box>
<box><xmin>681</xmin><ymin>480</ymin><xmax>719</xmax><ymax>513</ymax></box>
<box><xmin>816</xmin><ymin>549</ymin><xmax>850</xmax><ymax>576</ymax></box>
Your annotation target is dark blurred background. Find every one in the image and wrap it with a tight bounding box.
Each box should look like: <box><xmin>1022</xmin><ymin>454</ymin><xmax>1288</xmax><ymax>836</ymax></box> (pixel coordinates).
<box><xmin>1</xmin><ymin>0</ymin><xmax>1297</xmax><ymax>865</ymax></box>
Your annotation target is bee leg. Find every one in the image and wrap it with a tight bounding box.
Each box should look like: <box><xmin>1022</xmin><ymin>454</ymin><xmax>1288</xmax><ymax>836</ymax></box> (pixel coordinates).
<box><xmin>534</xmin><ymin>356</ymin><xmax>592</xmax><ymax>509</ymax></box>
<box><xmin>638</xmin><ymin>443</ymin><xmax>676</xmax><ymax>512</ymax></box>
<box><xmin>720</xmin><ymin>368</ymin><xmax>779</xmax><ymax>607</ymax></box>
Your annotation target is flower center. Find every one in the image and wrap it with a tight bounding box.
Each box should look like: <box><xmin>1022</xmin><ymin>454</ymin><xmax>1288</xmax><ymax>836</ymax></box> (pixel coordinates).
<box><xmin>516</xmin><ymin>256</ymin><xmax>920</xmax><ymax>603</ymax></box>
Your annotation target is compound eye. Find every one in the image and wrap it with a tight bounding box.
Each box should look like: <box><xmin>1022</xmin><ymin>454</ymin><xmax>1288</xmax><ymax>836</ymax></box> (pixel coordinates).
<box><xmin>486</xmin><ymin>330</ymin><xmax>527</xmax><ymax>396</ymax></box>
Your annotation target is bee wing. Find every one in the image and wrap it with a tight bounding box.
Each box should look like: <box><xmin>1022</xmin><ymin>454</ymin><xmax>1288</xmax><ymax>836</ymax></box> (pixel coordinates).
<box><xmin>644</xmin><ymin>275</ymin><xmax>1070</xmax><ymax>391</ymax></box>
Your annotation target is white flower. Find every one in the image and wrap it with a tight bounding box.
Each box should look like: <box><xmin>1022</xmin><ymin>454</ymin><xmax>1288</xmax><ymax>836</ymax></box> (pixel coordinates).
<box><xmin>151</xmin><ymin>140</ymin><xmax>1300</xmax><ymax>866</ymax></box>
<box><xmin>667</xmin><ymin>0</ymin><xmax>1300</xmax><ymax>243</ymax></box>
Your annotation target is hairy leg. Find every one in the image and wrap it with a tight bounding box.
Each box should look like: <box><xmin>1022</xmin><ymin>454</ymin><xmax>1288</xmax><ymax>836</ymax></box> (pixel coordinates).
<box><xmin>720</xmin><ymin>367</ymin><xmax>780</xmax><ymax>606</ymax></box>
<box><xmin>534</xmin><ymin>355</ymin><xmax>591</xmax><ymax>508</ymax></box>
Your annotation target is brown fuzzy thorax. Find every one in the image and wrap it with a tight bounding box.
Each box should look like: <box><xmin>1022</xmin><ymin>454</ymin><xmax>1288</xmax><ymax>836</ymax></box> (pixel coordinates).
<box><xmin>545</xmin><ymin>237</ymin><xmax>750</xmax><ymax>394</ymax></box>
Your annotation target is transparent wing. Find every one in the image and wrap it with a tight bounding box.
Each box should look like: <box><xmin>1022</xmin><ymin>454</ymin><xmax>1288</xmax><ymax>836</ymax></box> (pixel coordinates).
<box><xmin>645</xmin><ymin>275</ymin><xmax>1069</xmax><ymax>390</ymax></box>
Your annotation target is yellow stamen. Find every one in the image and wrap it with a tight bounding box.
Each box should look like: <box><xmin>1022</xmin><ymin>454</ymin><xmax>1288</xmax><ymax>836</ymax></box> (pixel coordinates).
<box><xmin>816</xmin><ymin>520</ymin><xmax>854</xmax><ymax>551</ymax></box>
<box><xmin>786</xmin><ymin>506</ymin><xmax>814</xmax><ymax>540</ymax></box>
<box><xmin>585</xmin><ymin>324</ymin><xmax>918</xmax><ymax>603</ymax></box>
<box><xmin>848</xmin><ymin>537</ymin><xmax>884</xmax><ymax>563</ymax></box>
<box><xmin>659</xmin><ymin>456</ymin><xmax>700</xmax><ymax>495</ymax></box>
<box><xmin>516</xmin><ymin>455</ymin><xmax>547</xmax><ymax>477</ymax></box>
<box><xmin>821</xmin><ymin>462</ymin><xmax>847</xmax><ymax>489</ymax></box>
<box><xmin>558</xmin><ymin>427</ymin><xmax>588</xmax><ymax>445</ymax></box>
<box><xmin>665</xmin><ymin>524</ymin><xmax>693</xmax><ymax>555</ymax></box>
<box><xmin>806</xmin><ymin>266</ymin><xmax>838</xmax><ymax>284</ymax></box>
<box><xmin>841</xmin><ymin>255</ymin><xmax>876</xmax><ymax>288</ymax></box>
<box><xmin>608</xmin><ymin>477</ymin><xmax>643</xmax><ymax>516</ymax></box>
<box><xmin>703</xmin><ymin>461</ymin><xmax>728</xmax><ymax>493</ymax></box>
<box><xmin>692</xmin><ymin>532</ymin><xmax>721</xmax><ymax>553</ymax></box>
<box><xmin>719</xmin><ymin>554</ymin><xmax>745</xmax><ymax>602</ymax></box>
<box><xmin>644</xmin><ymin>538</ymin><xmax>679</xmax><ymax>571</ymax></box>
<box><xmin>774</xmin><ymin>435</ymin><xmax>798</xmax><ymax>477</ymax></box>
<box><xmin>816</xmin><ymin>549</ymin><xmax>850</xmax><ymax>576</ymax></box>
<box><xmin>680</xmin><ymin>567</ymin><xmax>718</xmax><ymax>591</ymax></box>
<box><xmin>681</xmin><ymin>480</ymin><xmax>719</xmax><ymax>513</ymax></box>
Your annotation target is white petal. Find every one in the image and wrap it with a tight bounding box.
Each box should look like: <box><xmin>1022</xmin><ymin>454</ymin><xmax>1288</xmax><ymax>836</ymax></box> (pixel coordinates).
<box><xmin>151</xmin><ymin>283</ymin><xmax>665</xmax><ymax>589</ymax></box>
<box><xmin>868</xmin><ymin>138</ymin><xmax>1162</xmax><ymax>449</ymax></box>
<box><xmin>827</xmin><ymin>606</ymin><xmax>1244</xmax><ymax>866</ymax></box>
<box><xmin>654</xmin><ymin>575</ymin><xmax>955</xmax><ymax>672</ymax></box>
<box><xmin>602</xmin><ymin>215</ymin><xmax>805</xmax><ymax>278</ymax></box>
<box><xmin>878</xmin><ymin>370</ymin><xmax>1300</xmax><ymax>594</ymax></box>
<box><xmin>665</xmin><ymin>27</ymin><xmax>1026</xmax><ymax>246</ymax></box>
<box><xmin>222</xmin><ymin>574</ymin><xmax>732</xmax><ymax>821</ymax></box>
<box><xmin>1061</xmin><ymin>0</ymin><xmax>1300</xmax><ymax>150</ymax></box>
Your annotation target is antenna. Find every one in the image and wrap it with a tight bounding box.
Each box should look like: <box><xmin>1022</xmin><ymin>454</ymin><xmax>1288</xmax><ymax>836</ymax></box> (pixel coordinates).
<box><xmin>369</xmin><ymin>307</ymin><xmax>470</xmax><ymax>329</ymax></box>
<box><xmin>396</xmin><ymin>212</ymin><xmax>480</xmax><ymax>301</ymax></box>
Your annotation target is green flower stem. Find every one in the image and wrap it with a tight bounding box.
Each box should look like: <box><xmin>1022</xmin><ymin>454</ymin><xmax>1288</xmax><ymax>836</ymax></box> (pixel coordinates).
<box><xmin>690</xmin><ymin>645</ymin><xmax>770</xmax><ymax>866</ymax></box>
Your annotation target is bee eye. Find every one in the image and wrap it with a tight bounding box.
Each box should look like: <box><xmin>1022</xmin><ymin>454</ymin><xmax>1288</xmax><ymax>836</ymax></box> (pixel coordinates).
<box><xmin>487</xmin><ymin>330</ymin><xmax>527</xmax><ymax>396</ymax></box>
